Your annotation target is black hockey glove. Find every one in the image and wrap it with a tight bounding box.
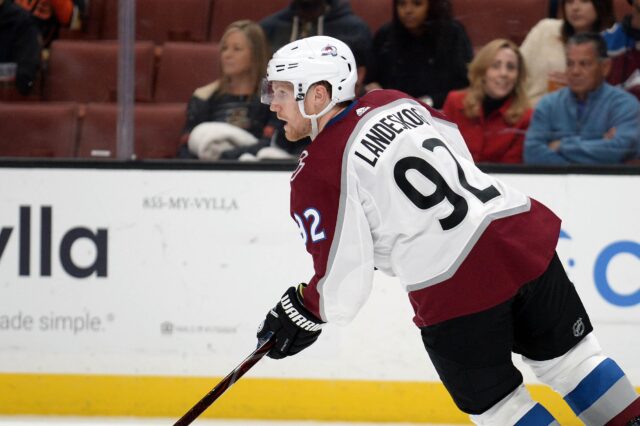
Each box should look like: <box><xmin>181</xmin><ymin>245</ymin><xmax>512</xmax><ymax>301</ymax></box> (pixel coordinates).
<box><xmin>257</xmin><ymin>285</ymin><xmax>324</xmax><ymax>359</ymax></box>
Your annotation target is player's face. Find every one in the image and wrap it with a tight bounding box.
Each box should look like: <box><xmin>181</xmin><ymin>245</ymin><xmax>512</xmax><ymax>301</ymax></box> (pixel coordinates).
<box><xmin>397</xmin><ymin>0</ymin><xmax>429</xmax><ymax>34</ymax></box>
<box><xmin>483</xmin><ymin>47</ymin><xmax>519</xmax><ymax>100</ymax></box>
<box><xmin>268</xmin><ymin>81</ymin><xmax>311</xmax><ymax>141</ymax></box>
<box><xmin>220</xmin><ymin>30</ymin><xmax>252</xmax><ymax>78</ymax></box>
<box><xmin>564</xmin><ymin>0</ymin><xmax>597</xmax><ymax>33</ymax></box>
<box><xmin>566</xmin><ymin>42</ymin><xmax>608</xmax><ymax>100</ymax></box>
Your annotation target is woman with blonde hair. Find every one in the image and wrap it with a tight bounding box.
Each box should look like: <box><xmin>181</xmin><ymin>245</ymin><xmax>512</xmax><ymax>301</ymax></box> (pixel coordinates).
<box><xmin>442</xmin><ymin>38</ymin><xmax>532</xmax><ymax>164</ymax></box>
<box><xmin>178</xmin><ymin>20</ymin><xmax>278</xmax><ymax>159</ymax></box>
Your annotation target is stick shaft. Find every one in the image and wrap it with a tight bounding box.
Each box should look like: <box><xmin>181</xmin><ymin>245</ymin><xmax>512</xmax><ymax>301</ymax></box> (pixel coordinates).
<box><xmin>173</xmin><ymin>339</ymin><xmax>274</xmax><ymax>426</ymax></box>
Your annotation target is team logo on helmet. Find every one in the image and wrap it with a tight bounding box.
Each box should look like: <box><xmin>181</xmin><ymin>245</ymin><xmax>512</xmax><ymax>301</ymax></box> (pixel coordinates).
<box><xmin>320</xmin><ymin>44</ymin><xmax>338</xmax><ymax>57</ymax></box>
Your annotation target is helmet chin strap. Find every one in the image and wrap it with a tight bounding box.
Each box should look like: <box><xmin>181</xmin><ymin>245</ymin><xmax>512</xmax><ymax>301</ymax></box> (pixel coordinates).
<box><xmin>298</xmin><ymin>99</ymin><xmax>337</xmax><ymax>140</ymax></box>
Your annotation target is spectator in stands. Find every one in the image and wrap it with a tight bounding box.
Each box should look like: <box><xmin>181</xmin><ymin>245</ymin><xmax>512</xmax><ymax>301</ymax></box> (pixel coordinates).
<box><xmin>602</xmin><ymin>0</ymin><xmax>640</xmax><ymax>100</ymax></box>
<box><xmin>442</xmin><ymin>39</ymin><xmax>531</xmax><ymax>164</ymax></box>
<box><xmin>13</xmin><ymin>0</ymin><xmax>84</xmax><ymax>47</ymax></box>
<box><xmin>524</xmin><ymin>33</ymin><xmax>640</xmax><ymax>165</ymax></box>
<box><xmin>520</xmin><ymin>0</ymin><xmax>615</xmax><ymax>105</ymax></box>
<box><xmin>0</xmin><ymin>0</ymin><xmax>41</xmax><ymax>96</ymax></box>
<box><xmin>365</xmin><ymin>0</ymin><xmax>472</xmax><ymax>109</ymax></box>
<box><xmin>179</xmin><ymin>20</ymin><xmax>270</xmax><ymax>159</ymax></box>
<box><xmin>260</xmin><ymin>0</ymin><xmax>372</xmax><ymax>94</ymax></box>
<box><xmin>179</xmin><ymin>20</ymin><xmax>309</xmax><ymax>160</ymax></box>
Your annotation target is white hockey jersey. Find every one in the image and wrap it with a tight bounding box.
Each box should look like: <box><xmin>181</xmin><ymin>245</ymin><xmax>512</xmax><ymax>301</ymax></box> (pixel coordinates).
<box><xmin>290</xmin><ymin>90</ymin><xmax>560</xmax><ymax>327</ymax></box>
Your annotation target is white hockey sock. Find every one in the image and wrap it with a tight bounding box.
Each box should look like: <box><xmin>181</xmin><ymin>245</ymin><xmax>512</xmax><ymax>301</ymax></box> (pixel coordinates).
<box><xmin>469</xmin><ymin>384</ymin><xmax>559</xmax><ymax>425</ymax></box>
<box><xmin>524</xmin><ymin>333</ymin><xmax>639</xmax><ymax>425</ymax></box>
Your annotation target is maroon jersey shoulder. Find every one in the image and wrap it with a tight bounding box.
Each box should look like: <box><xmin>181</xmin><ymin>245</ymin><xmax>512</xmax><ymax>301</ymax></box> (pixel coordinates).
<box><xmin>358</xmin><ymin>89</ymin><xmax>451</xmax><ymax>122</ymax></box>
<box><xmin>288</xmin><ymin>105</ymin><xmax>357</xmax><ymax>317</ymax></box>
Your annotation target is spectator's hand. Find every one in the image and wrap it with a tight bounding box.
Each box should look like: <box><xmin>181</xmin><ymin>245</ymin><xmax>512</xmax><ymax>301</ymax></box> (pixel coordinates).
<box><xmin>604</xmin><ymin>127</ymin><xmax>616</xmax><ymax>140</ymax></box>
<box><xmin>548</xmin><ymin>140</ymin><xmax>561</xmax><ymax>152</ymax></box>
<box><xmin>257</xmin><ymin>285</ymin><xmax>323</xmax><ymax>359</ymax></box>
<box><xmin>548</xmin><ymin>71</ymin><xmax>568</xmax><ymax>86</ymax></box>
<box><xmin>365</xmin><ymin>82</ymin><xmax>383</xmax><ymax>92</ymax></box>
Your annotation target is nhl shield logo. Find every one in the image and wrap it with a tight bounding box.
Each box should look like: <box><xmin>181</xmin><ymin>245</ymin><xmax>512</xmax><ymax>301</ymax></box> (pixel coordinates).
<box><xmin>573</xmin><ymin>317</ymin><xmax>585</xmax><ymax>337</ymax></box>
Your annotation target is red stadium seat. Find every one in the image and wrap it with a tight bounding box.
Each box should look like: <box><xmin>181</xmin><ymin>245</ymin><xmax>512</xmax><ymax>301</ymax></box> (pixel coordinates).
<box><xmin>100</xmin><ymin>0</ymin><xmax>211</xmax><ymax>43</ymax></box>
<box><xmin>135</xmin><ymin>103</ymin><xmax>186</xmax><ymax>158</ymax></box>
<box><xmin>45</xmin><ymin>40</ymin><xmax>156</xmax><ymax>103</ymax></box>
<box><xmin>350</xmin><ymin>0</ymin><xmax>392</xmax><ymax>33</ymax></box>
<box><xmin>155</xmin><ymin>42</ymin><xmax>220</xmax><ymax>103</ymax></box>
<box><xmin>77</xmin><ymin>103</ymin><xmax>117</xmax><ymax>158</ymax></box>
<box><xmin>0</xmin><ymin>103</ymin><xmax>79</xmax><ymax>157</ymax></box>
<box><xmin>209</xmin><ymin>0</ymin><xmax>290</xmax><ymax>41</ymax></box>
<box><xmin>78</xmin><ymin>103</ymin><xmax>186</xmax><ymax>159</ymax></box>
<box><xmin>0</xmin><ymin>80</ymin><xmax>42</xmax><ymax>102</ymax></box>
<box><xmin>453</xmin><ymin>0</ymin><xmax>547</xmax><ymax>49</ymax></box>
<box><xmin>86</xmin><ymin>0</ymin><xmax>107</xmax><ymax>38</ymax></box>
<box><xmin>59</xmin><ymin>0</ymin><xmax>106</xmax><ymax>40</ymax></box>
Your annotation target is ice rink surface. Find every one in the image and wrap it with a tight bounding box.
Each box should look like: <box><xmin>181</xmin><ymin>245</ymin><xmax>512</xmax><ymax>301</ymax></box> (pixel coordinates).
<box><xmin>0</xmin><ymin>417</ymin><xmax>461</xmax><ymax>426</ymax></box>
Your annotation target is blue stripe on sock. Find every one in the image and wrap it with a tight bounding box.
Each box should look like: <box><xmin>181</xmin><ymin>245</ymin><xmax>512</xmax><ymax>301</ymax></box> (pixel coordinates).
<box><xmin>564</xmin><ymin>358</ymin><xmax>625</xmax><ymax>415</ymax></box>
<box><xmin>514</xmin><ymin>403</ymin><xmax>556</xmax><ymax>426</ymax></box>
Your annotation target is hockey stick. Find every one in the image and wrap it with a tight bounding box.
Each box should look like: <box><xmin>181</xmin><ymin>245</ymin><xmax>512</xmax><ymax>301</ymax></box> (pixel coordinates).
<box><xmin>173</xmin><ymin>336</ymin><xmax>275</xmax><ymax>426</ymax></box>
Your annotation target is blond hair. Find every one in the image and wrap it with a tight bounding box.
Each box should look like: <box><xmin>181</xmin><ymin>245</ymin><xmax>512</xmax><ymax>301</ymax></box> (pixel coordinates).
<box><xmin>218</xmin><ymin>20</ymin><xmax>270</xmax><ymax>96</ymax></box>
<box><xmin>463</xmin><ymin>39</ymin><xmax>529</xmax><ymax>125</ymax></box>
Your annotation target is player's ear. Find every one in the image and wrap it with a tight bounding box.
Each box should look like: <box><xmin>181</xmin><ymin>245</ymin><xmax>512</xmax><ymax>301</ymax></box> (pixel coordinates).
<box><xmin>312</xmin><ymin>84</ymin><xmax>331</xmax><ymax>108</ymax></box>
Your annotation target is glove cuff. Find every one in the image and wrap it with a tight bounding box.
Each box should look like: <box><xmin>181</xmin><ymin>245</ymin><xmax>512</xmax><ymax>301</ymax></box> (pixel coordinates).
<box><xmin>280</xmin><ymin>286</ymin><xmax>324</xmax><ymax>332</ymax></box>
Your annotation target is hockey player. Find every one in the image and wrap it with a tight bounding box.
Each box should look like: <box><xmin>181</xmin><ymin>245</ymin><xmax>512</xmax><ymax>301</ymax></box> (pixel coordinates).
<box><xmin>256</xmin><ymin>35</ymin><xmax>640</xmax><ymax>425</ymax></box>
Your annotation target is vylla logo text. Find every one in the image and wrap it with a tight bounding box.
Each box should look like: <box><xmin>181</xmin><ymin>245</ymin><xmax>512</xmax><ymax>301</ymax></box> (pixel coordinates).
<box><xmin>0</xmin><ymin>206</ymin><xmax>108</xmax><ymax>278</ymax></box>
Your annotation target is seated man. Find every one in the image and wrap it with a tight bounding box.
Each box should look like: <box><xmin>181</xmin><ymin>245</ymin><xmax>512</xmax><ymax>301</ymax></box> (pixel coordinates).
<box><xmin>524</xmin><ymin>32</ymin><xmax>640</xmax><ymax>165</ymax></box>
<box><xmin>602</xmin><ymin>0</ymin><xmax>640</xmax><ymax>100</ymax></box>
<box><xmin>260</xmin><ymin>0</ymin><xmax>372</xmax><ymax>93</ymax></box>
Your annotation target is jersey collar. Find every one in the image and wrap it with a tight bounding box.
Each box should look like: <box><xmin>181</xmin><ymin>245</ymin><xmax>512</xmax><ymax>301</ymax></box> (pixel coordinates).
<box><xmin>325</xmin><ymin>99</ymin><xmax>358</xmax><ymax>129</ymax></box>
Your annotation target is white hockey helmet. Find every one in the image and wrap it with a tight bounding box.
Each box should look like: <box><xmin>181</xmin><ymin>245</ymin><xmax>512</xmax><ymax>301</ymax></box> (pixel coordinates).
<box><xmin>262</xmin><ymin>36</ymin><xmax>358</xmax><ymax>138</ymax></box>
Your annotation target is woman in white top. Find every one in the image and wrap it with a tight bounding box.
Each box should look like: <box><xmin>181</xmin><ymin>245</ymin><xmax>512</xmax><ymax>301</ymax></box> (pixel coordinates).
<box><xmin>520</xmin><ymin>0</ymin><xmax>615</xmax><ymax>105</ymax></box>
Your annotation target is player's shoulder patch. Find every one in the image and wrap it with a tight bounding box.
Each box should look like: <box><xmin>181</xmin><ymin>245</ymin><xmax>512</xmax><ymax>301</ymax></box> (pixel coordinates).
<box><xmin>355</xmin><ymin>106</ymin><xmax>371</xmax><ymax>116</ymax></box>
